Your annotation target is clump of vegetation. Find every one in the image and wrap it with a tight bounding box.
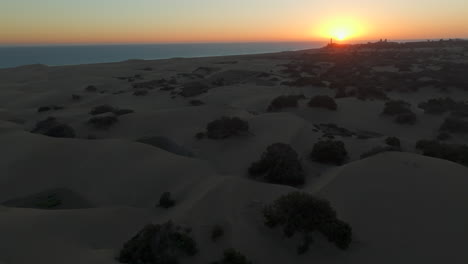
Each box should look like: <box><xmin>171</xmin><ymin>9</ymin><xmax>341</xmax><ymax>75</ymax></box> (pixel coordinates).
<box><xmin>415</xmin><ymin>140</ymin><xmax>468</xmax><ymax>166</ymax></box>
<box><xmin>181</xmin><ymin>82</ymin><xmax>210</xmax><ymax>97</ymax></box>
<box><xmin>159</xmin><ymin>192</ymin><xmax>175</xmax><ymax>209</ymax></box>
<box><xmin>113</xmin><ymin>109</ymin><xmax>135</xmax><ymax>116</ymax></box>
<box><xmin>249</xmin><ymin>143</ymin><xmax>305</xmax><ymax>186</ymax></box>
<box><xmin>439</xmin><ymin>117</ymin><xmax>468</xmax><ymax>134</ymax></box>
<box><xmin>206</xmin><ymin>117</ymin><xmax>249</xmax><ymax>139</ymax></box>
<box><xmin>118</xmin><ymin>221</ymin><xmax>198</xmax><ymax>264</ymax></box>
<box><xmin>211</xmin><ymin>249</ymin><xmax>252</xmax><ymax>264</ymax></box>
<box><xmin>195</xmin><ymin>132</ymin><xmax>205</xmax><ymax>140</ymax></box>
<box><xmin>385</xmin><ymin>136</ymin><xmax>401</xmax><ymax>148</ymax></box>
<box><xmin>72</xmin><ymin>94</ymin><xmax>82</xmax><ymax>101</ymax></box>
<box><xmin>381</xmin><ymin>100</ymin><xmax>413</xmax><ymax>116</ymax></box>
<box><xmin>85</xmin><ymin>85</ymin><xmax>97</xmax><ymax>92</ymax></box>
<box><xmin>87</xmin><ymin>115</ymin><xmax>118</xmax><ymax>129</ymax></box>
<box><xmin>211</xmin><ymin>225</ymin><xmax>224</xmax><ymax>242</ymax></box>
<box><xmin>90</xmin><ymin>104</ymin><xmax>116</xmax><ymax>115</ymax></box>
<box><xmin>267</xmin><ymin>95</ymin><xmax>305</xmax><ymax>112</ymax></box>
<box><xmin>308</xmin><ymin>95</ymin><xmax>338</xmax><ymax>111</ymax></box>
<box><xmin>395</xmin><ymin>112</ymin><xmax>417</xmax><ymax>125</ymax></box>
<box><xmin>31</xmin><ymin>117</ymin><xmax>76</xmax><ymax>138</ymax></box>
<box><xmin>418</xmin><ymin>97</ymin><xmax>458</xmax><ymax>114</ymax></box>
<box><xmin>437</xmin><ymin>132</ymin><xmax>451</xmax><ymax>141</ymax></box>
<box><xmin>360</xmin><ymin>146</ymin><xmax>400</xmax><ymax>159</ymax></box>
<box><xmin>189</xmin><ymin>99</ymin><xmax>205</xmax><ymax>106</ymax></box>
<box><xmin>310</xmin><ymin>140</ymin><xmax>348</xmax><ymax>165</ymax></box>
<box><xmin>263</xmin><ymin>192</ymin><xmax>352</xmax><ymax>253</ymax></box>
<box><xmin>134</xmin><ymin>90</ymin><xmax>149</xmax><ymax>96</ymax></box>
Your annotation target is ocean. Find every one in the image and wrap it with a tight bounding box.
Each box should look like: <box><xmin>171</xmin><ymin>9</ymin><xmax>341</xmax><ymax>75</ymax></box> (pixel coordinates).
<box><xmin>0</xmin><ymin>42</ymin><xmax>326</xmax><ymax>69</ymax></box>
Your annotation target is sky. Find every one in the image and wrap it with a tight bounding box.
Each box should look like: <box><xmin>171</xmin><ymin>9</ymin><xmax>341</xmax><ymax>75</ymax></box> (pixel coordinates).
<box><xmin>1</xmin><ymin>0</ymin><xmax>467</xmax><ymax>45</ymax></box>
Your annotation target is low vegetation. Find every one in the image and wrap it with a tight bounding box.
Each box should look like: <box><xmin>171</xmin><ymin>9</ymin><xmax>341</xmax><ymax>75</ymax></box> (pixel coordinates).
<box><xmin>159</xmin><ymin>192</ymin><xmax>175</xmax><ymax>208</ymax></box>
<box><xmin>87</xmin><ymin>115</ymin><xmax>118</xmax><ymax>129</ymax></box>
<box><xmin>310</xmin><ymin>140</ymin><xmax>348</xmax><ymax>165</ymax></box>
<box><xmin>31</xmin><ymin>117</ymin><xmax>76</xmax><ymax>138</ymax></box>
<box><xmin>416</xmin><ymin>140</ymin><xmax>468</xmax><ymax>166</ymax></box>
<box><xmin>211</xmin><ymin>249</ymin><xmax>252</xmax><ymax>264</ymax></box>
<box><xmin>439</xmin><ymin>117</ymin><xmax>468</xmax><ymax>134</ymax></box>
<box><xmin>267</xmin><ymin>95</ymin><xmax>305</xmax><ymax>112</ymax></box>
<box><xmin>118</xmin><ymin>221</ymin><xmax>198</xmax><ymax>264</ymax></box>
<box><xmin>211</xmin><ymin>225</ymin><xmax>225</xmax><ymax>242</ymax></box>
<box><xmin>206</xmin><ymin>116</ymin><xmax>249</xmax><ymax>139</ymax></box>
<box><xmin>418</xmin><ymin>97</ymin><xmax>458</xmax><ymax>114</ymax></box>
<box><xmin>381</xmin><ymin>100</ymin><xmax>417</xmax><ymax>124</ymax></box>
<box><xmin>360</xmin><ymin>146</ymin><xmax>400</xmax><ymax>159</ymax></box>
<box><xmin>385</xmin><ymin>136</ymin><xmax>401</xmax><ymax>148</ymax></box>
<box><xmin>308</xmin><ymin>95</ymin><xmax>338</xmax><ymax>111</ymax></box>
<box><xmin>249</xmin><ymin>143</ymin><xmax>305</xmax><ymax>186</ymax></box>
<box><xmin>263</xmin><ymin>192</ymin><xmax>352</xmax><ymax>253</ymax></box>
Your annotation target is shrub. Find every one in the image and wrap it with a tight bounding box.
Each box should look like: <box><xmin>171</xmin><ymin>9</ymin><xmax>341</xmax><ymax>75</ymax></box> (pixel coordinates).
<box><xmin>85</xmin><ymin>85</ymin><xmax>97</xmax><ymax>92</ymax></box>
<box><xmin>72</xmin><ymin>94</ymin><xmax>82</xmax><ymax>101</ymax></box>
<box><xmin>263</xmin><ymin>192</ymin><xmax>352</xmax><ymax>252</ymax></box>
<box><xmin>439</xmin><ymin>117</ymin><xmax>468</xmax><ymax>134</ymax></box>
<box><xmin>211</xmin><ymin>249</ymin><xmax>252</xmax><ymax>264</ymax></box>
<box><xmin>249</xmin><ymin>143</ymin><xmax>305</xmax><ymax>186</ymax></box>
<box><xmin>381</xmin><ymin>100</ymin><xmax>412</xmax><ymax>116</ymax></box>
<box><xmin>159</xmin><ymin>192</ymin><xmax>175</xmax><ymax>208</ymax></box>
<box><xmin>118</xmin><ymin>221</ymin><xmax>198</xmax><ymax>264</ymax></box>
<box><xmin>394</xmin><ymin>112</ymin><xmax>417</xmax><ymax>125</ymax></box>
<box><xmin>90</xmin><ymin>105</ymin><xmax>116</xmax><ymax>115</ymax></box>
<box><xmin>87</xmin><ymin>115</ymin><xmax>118</xmax><ymax>129</ymax></box>
<box><xmin>195</xmin><ymin>132</ymin><xmax>205</xmax><ymax>140</ymax></box>
<box><xmin>360</xmin><ymin>146</ymin><xmax>400</xmax><ymax>159</ymax></box>
<box><xmin>37</xmin><ymin>106</ymin><xmax>51</xmax><ymax>112</ymax></box>
<box><xmin>310</xmin><ymin>140</ymin><xmax>348</xmax><ymax>165</ymax></box>
<box><xmin>267</xmin><ymin>95</ymin><xmax>305</xmax><ymax>112</ymax></box>
<box><xmin>418</xmin><ymin>97</ymin><xmax>457</xmax><ymax>114</ymax></box>
<box><xmin>206</xmin><ymin>117</ymin><xmax>249</xmax><ymax>139</ymax></box>
<box><xmin>308</xmin><ymin>95</ymin><xmax>338</xmax><ymax>111</ymax></box>
<box><xmin>416</xmin><ymin>140</ymin><xmax>468</xmax><ymax>166</ymax></box>
<box><xmin>385</xmin><ymin>136</ymin><xmax>401</xmax><ymax>147</ymax></box>
<box><xmin>31</xmin><ymin>117</ymin><xmax>76</xmax><ymax>138</ymax></box>
<box><xmin>189</xmin><ymin>100</ymin><xmax>205</xmax><ymax>106</ymax></box>
<box><xmin>181</xmin><ymin>82</ymin><xmax>210</xmax><ymax>97</ymax></box>
<box><xmin>211</xmin><ymin>225</ymin><xmax>224</xmax><ymax>242</ymax></box>
<box><xmin>437</xmin><ymin>132</ymin><xmax>451</xmax><ymax>141</ymax></box>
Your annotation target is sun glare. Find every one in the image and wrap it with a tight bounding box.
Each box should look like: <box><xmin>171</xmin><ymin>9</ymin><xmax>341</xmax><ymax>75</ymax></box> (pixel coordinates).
<box><xmin>317</xmin><ymin>17</ymin><xmax>366</xmax><ymax>42</ymax></box>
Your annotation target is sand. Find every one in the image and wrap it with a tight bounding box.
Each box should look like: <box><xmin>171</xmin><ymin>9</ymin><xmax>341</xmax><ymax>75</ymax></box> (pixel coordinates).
<box><xmin>1</xmin><ymin>42</ymin><xmax>468</xmax><ymax>263</ymax></box>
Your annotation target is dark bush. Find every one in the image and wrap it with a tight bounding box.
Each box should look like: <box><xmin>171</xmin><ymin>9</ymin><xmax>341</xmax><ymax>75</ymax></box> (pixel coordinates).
<box><xmin>206</xmin><ymin>117</ymin><xmax>249</xmax><ymax>139</ymax></box>
<box><xmin>159</xmin><ymin>192</ymin><xmax>175</xmax><ymax>208</ymax></box>
<box><xmin>310</xmin><ymin>140</ymin><xmax>348</xmax><ymax>165</ymax></box>
<box><xmin>418</xmin><ymin>97</ymin><xmax>457</xmax><ymax>114</ymax></box>
<box><xmin>180</xmin><ymin>82</ymin><xmax>210</xmax><ymax>97</ymax></box>
<box><xmin>385</xmin><ymin>136</ymin><xmax>401</xmax><ymax>147</ymax></box>
<box><xmin>308</xmin><ymin>95</ymin><xmax>338</xmax><ymax>111</ymax></box>
<box><xmin>263</xmin><ymin>192</ymin><xmax>352</xmax><ymax>252</ymax></box>
<box><xmin>114</xmin><ymin>109</ymin><xmax>135</xmax><ymax>116</ymax></box>
<box><xmin>360</xmin><ymin>146</ymin><xmax>400</xmax><ymax>159</ymax></box>
<box><xmin>90</xmin><ymin>105</ymin><xmax>116</xmax><ymax>115</ymax></box>
<box><xmin>381</xmin><ymin>100</ymin><xmax>412</xmax><ymax>116</ymax></box>
<box><xmin>249</xmin><ymin>143</ymin><xmax>305</xmax><ymax>186</ymax></box>
<box><xmin>87</xmin><ymin>115</ymin><xmax>118</xmax><ymax>129</ymax></box>
<box><xmin>189</xmin><ymin>100</ymin><xmax>205</xmax><ymax>106</ymax></box>
<box><xmin>439</xmin><ymin>117</ymin><xmax>468</xmax><ymax>134</ymax></box>
<box><xmin>37</xmin><ymin>106</ymin><xmax>51</xmax><ymax>112</ymax></box>
<box><xmin>416</xmin><ymin>140</ymin><xmax>468</xmax><ymax>166</ymax></box>
<box><xmin>133</xmin><ymin>90</ymin><xmax>149</xmax><ymax>96</ymax></box>
<box><xmin>72</xmin><ymin>94</ymin><xmax>82</xmax><ymax>101</ymax></box>
<box><xmin>211</xmin><ymin>225</ymin><xmax>224</xmax><ymax>242</ymax></box>
<box><xmin>85</xmin><ymin>85</ymin><xmax>97</xmax><ymax>92</ymax></box>
<box><xmin>211</xmin><ymin>248</ymin><xmax>252</xmax><ymax>264</ymax></box>
<box><xmin>31</xmin><ymin>117</ymin><xmax>76</xmax><ymax>138</ymax></box>
<box><xmin>195</xmin><ymin>132</ymin><xmax>205</xmax><ymax>140</ymax></box>
<box><xmin>394</xmin><ymin>112</ymin><xmax>417</xmax><ymax>125</ymax></box>
<box><xmin>267</xmin><ymin>95</ymin><xmax>305</xmax><ymax>112</ymax></box>
<box><xmin>437</xmin><ymin>132</ymin><xmax>451</xmax><ymax>141</ymax></box>
<box><xmin>118</xmin><ymin>221</ymin><xmax>198</xmax><ymax>264</ymax></box>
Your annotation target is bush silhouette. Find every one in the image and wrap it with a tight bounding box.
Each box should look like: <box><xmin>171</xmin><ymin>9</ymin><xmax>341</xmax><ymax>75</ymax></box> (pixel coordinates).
<box><xmin>212</xmin><ymin>248</ymin><xmax>252</xmax><ymax>264</ymax></box>
<box><xmin>418</xmin><ymin>97</ymin><xmax>457</xmax><ymax>114</ymax></box>
<box><xmin>31</xmin><ymin>117</ymin><xmax>76</xmax><ymax>138</ymax></box>
<box><xmin>439</xmin><ymin>117</ymin><xmax>468</xmax><ymax>134</ymax></box>
<box><xmin>360</xmin><ymin>146</ymin><xmax>400</xmax><ymax>159</ymax></box>
<box><xmin>308</xmin><ymin>95</ymin><xmax>338</xmax><ymax>110</ymax></box>
<box><xmin>381</xmin><ymin>100</ymin><xmax>412</xmax><ymax>116</ymax></box>
<box><xmin>267</xmin><ymin>95</ymin><xmax>305</xmax><ymax>112</ymax></box>
<box><xmin>118</xmin><ymin>221</ymin><xmax>198</xmax><ymax>264</ymax></box>
<box><xmin>416</xmin><ymin>140</ymin><xmax>468</xmax><ymax>166</ymax></box>
<box><xmin>249</xmin><ymin>143</ymin><xmax>305</xmax><ymax>186</ymax></box>
<box><xmin>206</xmin><ymin>117</ymin><xmax>249</xmax><ymax>139</ymax></box>
<box><xmin>87</xmin><ymin>115</ymin><xmax>118</xmax><ymax>129</ymax></box>
<box><xmin>159</xmin><ymin>192</ymin><xmax>175</xmax><ymax>208</ymax></box>
<box><xmin>310</xmin><ymin>140</ymin><xmax>348</xmax><ymax>165</ymax></box>
<box><xmin>394</xmin><ymin>112</ymin><xmax>417</xmax><ymax>125</ymax></box>
<box><xmin>90</xmin><ymin>105</ymin><xmax>116</xmax><ymax>115</ymax></box>
<box><xmin>263</xmin><ymin>192</ymin><xmax>352</xmax><ymax>252</ymax></box>
<box><xmin>385</xmin><ymin>137</ymin><xmax>401</xmax><ymax>147</ymax></box>
<box><xmin>211</xmin><ymin>225</ymin><xmax>224</xmax><ymax>242</ymax></box>
<box><xmin>85</xmin><ymin>85</ymin><xmax>97</xmax><ymax>92</ymax></box>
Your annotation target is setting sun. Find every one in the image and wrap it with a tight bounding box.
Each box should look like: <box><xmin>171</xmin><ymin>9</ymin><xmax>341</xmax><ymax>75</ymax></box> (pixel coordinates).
<box><xmin>316</xmin><ymin>17</ymin><xmax>366</xmax><ymax>42</ymax></box>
